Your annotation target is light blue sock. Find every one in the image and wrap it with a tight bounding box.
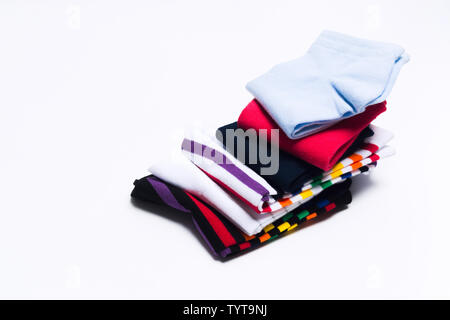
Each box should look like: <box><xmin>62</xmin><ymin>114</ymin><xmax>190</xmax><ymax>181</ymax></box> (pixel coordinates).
<box><xmin>246</xmin><ymin>30</ymin><xmax>409</xmax><ymax>139</ymax></box>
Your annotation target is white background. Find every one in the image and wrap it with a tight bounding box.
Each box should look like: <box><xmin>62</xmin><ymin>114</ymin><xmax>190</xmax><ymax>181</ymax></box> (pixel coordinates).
<box><xmin>1</xmin><ymin>0</ymin><xmax>449</xmax><ymax>299</ymax></box>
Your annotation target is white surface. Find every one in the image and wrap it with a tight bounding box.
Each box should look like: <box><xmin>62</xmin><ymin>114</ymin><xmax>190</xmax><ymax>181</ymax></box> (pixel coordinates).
<box><xmin>0</xmin><ymin>0</ymin><xmax>449</xmax><ymax>299</ymax></box>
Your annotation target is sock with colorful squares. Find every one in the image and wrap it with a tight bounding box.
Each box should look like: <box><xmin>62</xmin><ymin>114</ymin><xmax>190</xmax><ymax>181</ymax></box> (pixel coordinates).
<box><xmin>131</xmin><ymin>175</ymin><xmax>353</xmax><ymax>258</ymax></box>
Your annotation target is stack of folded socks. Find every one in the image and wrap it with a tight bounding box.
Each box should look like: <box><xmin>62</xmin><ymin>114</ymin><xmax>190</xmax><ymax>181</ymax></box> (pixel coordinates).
<box><xmin>131</xmin><ymin>31</ymin><xmax>408</xmax><ymax>258</ymax></box>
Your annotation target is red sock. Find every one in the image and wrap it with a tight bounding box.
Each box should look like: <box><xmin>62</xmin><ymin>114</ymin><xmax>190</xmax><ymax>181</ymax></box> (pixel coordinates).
<box><xmin>237</xmin><ymin>99</ymin><xmax>386</xmax><ymax>171</ymax></box>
